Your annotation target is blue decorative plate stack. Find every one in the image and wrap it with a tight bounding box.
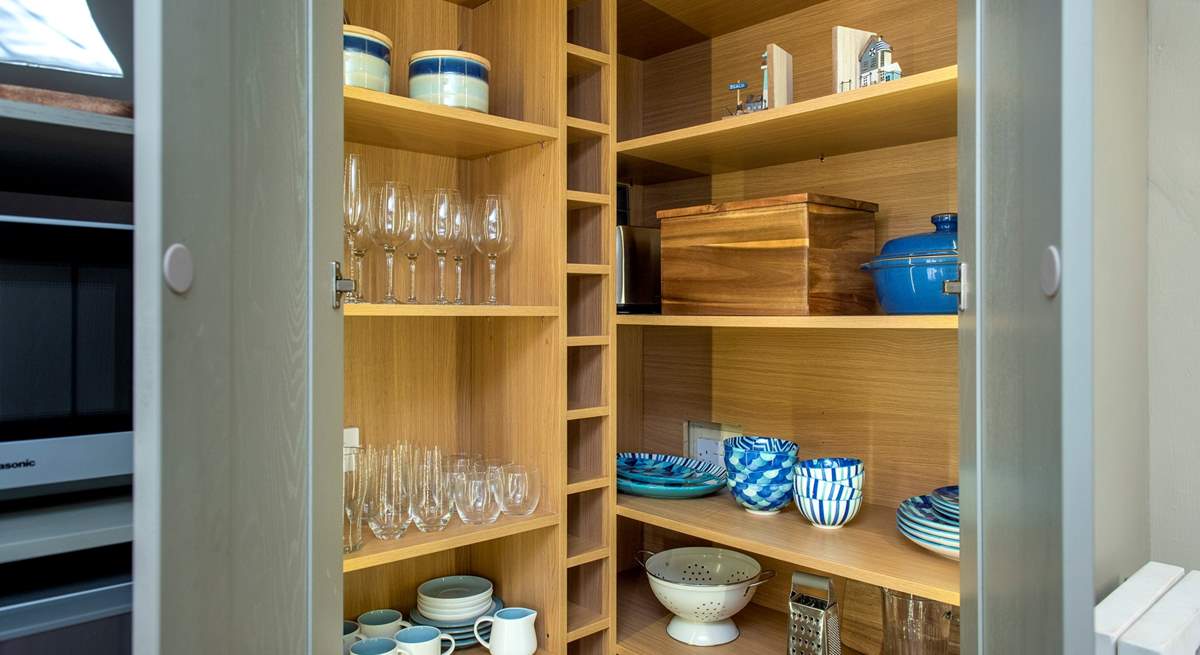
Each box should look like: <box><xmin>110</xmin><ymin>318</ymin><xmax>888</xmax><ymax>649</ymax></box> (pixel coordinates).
<box><xmin>896</xmin><ymin>485</ymin><xmax>959</xmax><ymax>561</ymax></box>
<box><xmin>616</xmin><ymin>452</ymin><xmax>727</xmax><ymax>499</ymax></box>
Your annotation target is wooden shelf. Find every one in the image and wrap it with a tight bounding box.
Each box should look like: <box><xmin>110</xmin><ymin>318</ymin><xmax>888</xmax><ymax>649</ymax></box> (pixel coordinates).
<box><xmin>567</xmin><ymin>534</ymin><xmax>609</xmax><ymax>568</ymax></box>
<box><xmin>566</xmin><ymin>116</ymin><xmax>610</xmax><ymax>143</ymax></box>
<box><xmin>616</xmin><ymin>66</ymin><xmax>958</xmax><ymax>184</ymax></box>
<box><xmin>614</xmin><ymin>570</ymin><xmax>788</xmax><ymax>655</ymax></box>
<box><xmin>617</xmin><ymin>0</ymin><xmax>826</xmax><ymax>60</ymax></box>
<box><xmin>615</xmin><ymin>314</ymin><xmax>958</xmax><ymax>329</ymax></box>
<box><xmin>567</xmin><ymin>263</ymin><xmax>610</xmax><ymax>276</ymax></box>
<box><xmin>566</xmin><ymin>43</ymin><xmax>611</xmax><ymax>75</ymax></box>
<box><xmin>567</xmin><ymin>602</ymin><xmax>609</xmax><ymax>641</ymax></box>
<box><xmin>344</xmin><ymin>86</ymin><xmax>557</xmax><ymax>158</ymax></box>
<box><xmin>566</xmin><ymin>406</ymin><xmax>610</xmax><ymax>421</ymax></box>
<box><xmin>616</xmin><ymin>492</ymin><xmax>959</xmax><ymax>605</ymax></box>
<box><xmin>566</xmin><ymin>335</ymin><xmax>610</xmax><ymax>347</ymax></box>
<box><xmin>343</xmin><ymin>510</ymin><xmax>558</xmax><ymax>573</ymax></box>
<box><xmin>442</xmin><ymin>0</ymin><xmax>489</xmax><ymax>7</ymax></box>
<box><xmin>567</xmin><ymin>468</ymin><xmax>610</xmax><ymax>494</ymax></box>
<box><xmin>343</xmin><ymin>304</ymin><xmax>559</xmax><ymax>318</ymax></box>
<box><xmin>567</xmin><ymin>190</ymin><xmax>611</xmax><ymax>210</ymax></box>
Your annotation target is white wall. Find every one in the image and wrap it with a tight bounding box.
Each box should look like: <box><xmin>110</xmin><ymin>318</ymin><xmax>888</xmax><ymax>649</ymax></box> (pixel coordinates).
<box><xmin>1093</xmin><ymin>0</ymin><xmax>1150</xmax><ymax>599</ymax></box>
<box><xmin>1148</xmin><ymin>0</ymin><xmax>1200</xmax><ymax>571</ymax></box>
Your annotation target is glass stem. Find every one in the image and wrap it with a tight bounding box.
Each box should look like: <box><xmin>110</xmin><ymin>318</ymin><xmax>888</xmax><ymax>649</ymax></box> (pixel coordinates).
<box><xmin>406</xmin><ymin>255</ymin><xmax>418</xmax><ymax>304</ymax></box>
<box><xmin>487</xmin><ymin>255</ymin><xmax>499</xmax><ymax>305</ymax></box>
<box><xmin>435</xmin><ymin>252</ymin><xmax>448</xmax><ymax>304</ymax></box>
<box><xmin>352</xmin><ymin>250</ymin><xmax>365</xmax><ymax>302</ymax></box>
<box><xmin>454</xmin><ymin>257</ymin><xmax>465</xmax><ymax>305</ymax></box>
<box><xmin>383</xmin><ymin>248</ymin><xmax>398</xmax><ymax>303</ymax></box>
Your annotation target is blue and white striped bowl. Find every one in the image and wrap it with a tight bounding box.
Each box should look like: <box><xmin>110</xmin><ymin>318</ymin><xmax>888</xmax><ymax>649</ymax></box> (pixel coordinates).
<box><xmin>795</xmin><ymin>495</ymin><xmax>863</xmax><ymax>529</ymax></box>
<box><xmin>729</xmin><ymin>480</ymin><xmax>794</xmax><ymax>514</ymax></box>
<box><xmin>794</xmin><ymin>476</ymin><xmax>863</xmax><ymax>501</ymax></box>
<box><xmin>795</xmin><ymin>469</ymin><xmax>865</xmax><ymax>491</ymax></box>
<box><xmin>794</xmin><ymin>457</ymin><xmax>864</xmax><ymax>481</ymax></box>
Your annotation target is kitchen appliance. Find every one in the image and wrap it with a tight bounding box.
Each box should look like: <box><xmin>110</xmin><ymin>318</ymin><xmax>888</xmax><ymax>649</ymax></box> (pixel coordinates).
<box><xmin>788</xmin><ymin>571</ymin><xmax>842</xmax><ymax>655</ymax></box>
<box><xmin>0</xmin><ymin>201</ymin><xmax>133</xmax><ymax>497</ymax></box>
<box><xmin>861</xmin><ymin>213</ymin><xmax>960</xmax><ymax>314</ymax></box>
<box><xmin>615</xmin><ymin>225</ymin><xmax>660</xmax><ymax>313</ymax></box>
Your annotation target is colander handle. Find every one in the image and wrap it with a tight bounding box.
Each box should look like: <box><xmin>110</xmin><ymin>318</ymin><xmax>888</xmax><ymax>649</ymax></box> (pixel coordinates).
<box><xmin>633</xmin><ymin>550</ymin><xmax>656</xmax><ymax>570</ymax></box>
<box><xmin>743</xmin><ymin>569</ymin><xmax>776</xmax><ymax>595</ymax></box>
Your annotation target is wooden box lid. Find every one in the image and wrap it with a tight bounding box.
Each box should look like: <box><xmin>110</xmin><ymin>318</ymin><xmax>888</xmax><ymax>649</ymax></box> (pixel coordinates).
<box><xmin>656</xmin><ymin>193</ymin><xmax>879</xmax><ymax>220</ymax></box>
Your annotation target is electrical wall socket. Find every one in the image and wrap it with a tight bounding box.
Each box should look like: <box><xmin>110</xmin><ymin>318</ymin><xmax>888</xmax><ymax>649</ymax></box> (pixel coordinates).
<box><xmin>686</xmin><ymin>420</ymin><xmax>742</xmax><ymax>470</ymax></box>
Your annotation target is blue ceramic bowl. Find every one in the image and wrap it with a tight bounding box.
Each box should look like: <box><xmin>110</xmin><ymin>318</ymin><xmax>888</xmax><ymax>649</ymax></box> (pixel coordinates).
<box><xmin>795</xmin><ymin>457</ymin><xmax>864</xmax><ymax>481</ymax></box>
<box><xmin>728</xmin><ymin>465</ymin><xmax>794</xmax><ymax>485</ymax></box>
<box><xmin>794</xmin><ymin>476</ymin><xmax>863</xmax><ymax>501</ymax></box>
<box><xmin>724</xmin><ymin>436</ymin><xmax>799</xmax><ymax>472</ymax></box>
<box><xmin>729</xmin><ymin>480</ymin><xmax>793</xmax><ymax>514</ymax></box>
<box><xmin>861</xmin><ymin>213</ymin><xmax>959</xmax><ymax>315</ymax></box>
<box><xmin>795</xmin><ymin>470</ymin><xmax>865</xmax><ymax>491</ymax></box>
<box><xmin>795</xmin><ymin>495</ymin><xmax>863</xmax><ymax>529</ymax></box>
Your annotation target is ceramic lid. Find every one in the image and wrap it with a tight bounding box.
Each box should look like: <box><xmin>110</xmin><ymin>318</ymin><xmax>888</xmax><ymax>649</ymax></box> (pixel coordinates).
<box><xmin>409</xmin><ymin>49</ymin><xmax>492</xmax><ymax>70</ymax></box>
<box><xmin>878</xmin><ymin>213</ymin><xmax>957</xmax><ymax>258</ymax></box>
<box><xmin>343</xmin><ymin>25</ymin><xmax>393</xmax><ymax>49</ymax></box>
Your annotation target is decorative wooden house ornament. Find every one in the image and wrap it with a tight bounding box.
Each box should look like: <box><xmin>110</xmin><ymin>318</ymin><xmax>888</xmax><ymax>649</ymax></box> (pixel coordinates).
<box><xmin>858</xmin><ymin>35</ymin><xmax>902</xmax><ymax>88</ymax></box>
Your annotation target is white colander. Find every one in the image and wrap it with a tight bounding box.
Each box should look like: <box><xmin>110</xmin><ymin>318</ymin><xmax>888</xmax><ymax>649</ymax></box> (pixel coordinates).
<box><xmin>636</xmin><ymin>547</ymin><xmax>775</xmax><ymax>646</ymax></box>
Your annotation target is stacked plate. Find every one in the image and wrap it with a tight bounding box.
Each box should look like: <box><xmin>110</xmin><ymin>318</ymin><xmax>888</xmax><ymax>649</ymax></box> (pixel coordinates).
<box><xmin>410</xmin><ymin>575</ymin><xmax>504</xmax><ymax>648</ymax></box>
<box><xmin>616</xmin><ymin>452</ymin><xmax>726</xmax><ymax>499</ymax></box>
<box><xmin>896</xmin><ymin>485</ymin><xmax>959</xmax><ymax>561</ymax></box>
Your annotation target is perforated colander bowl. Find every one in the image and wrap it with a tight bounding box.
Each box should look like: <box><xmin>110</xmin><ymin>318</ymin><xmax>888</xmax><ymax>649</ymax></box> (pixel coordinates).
<box><xmin>637</xmin><ymin>547</ymin><xmax>774</xmax><ymax>646</ymax></box>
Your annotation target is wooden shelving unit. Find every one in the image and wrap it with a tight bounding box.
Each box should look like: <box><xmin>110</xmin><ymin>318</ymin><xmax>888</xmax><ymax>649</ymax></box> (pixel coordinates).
<box><xmin>344</xmin><ymin>86</ymin><xmax>557</xmax><ymax>158</ymax></box>
<box><xmin>342</xmin><ymin>303</ymin><xmax>559</xmax><ymax>318</ymax></box>
<box><xmin>615</xmin><ymin>314</ymin><xmax>958</xmax><ymax>329</ymax></box>
<box><xmin>617</xmin><ymin>66</ymin><xmax>958</xmax><ymax>183</ymax></box>
<box><xmin>567</xmin><ymin>190</ymin><xmax>611</xmax><ymax>210</ymax></box>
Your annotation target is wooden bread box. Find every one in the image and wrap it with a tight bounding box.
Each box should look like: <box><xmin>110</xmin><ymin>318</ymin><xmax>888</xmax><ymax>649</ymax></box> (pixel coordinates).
<box><xmin>657</xmin><ymin>193</ymin><xmax>879</xmax><ymax>315</ymax></box>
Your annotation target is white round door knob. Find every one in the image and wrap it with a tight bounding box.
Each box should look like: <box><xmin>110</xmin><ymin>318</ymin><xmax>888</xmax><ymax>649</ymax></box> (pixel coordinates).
<box><xmin>163</xmin><ymin>243</ymin><xmax>194</xmax><ymax>294</ymax></box>
<box><xmin>1041</xmin><ymin>245</ymin><xmax>1061</xmax><ymax>298</ymax></box>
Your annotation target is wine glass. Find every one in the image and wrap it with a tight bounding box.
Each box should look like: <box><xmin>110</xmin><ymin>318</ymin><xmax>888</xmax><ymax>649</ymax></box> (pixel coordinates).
<box><xmin>471</xmin><ymin>194</ymin><xmax>515</xmax><ymax>305</ymax></box>
<box><xmin>343</xmin><ymin>153</ymin><xmax>369</xmax><ymax>303</ymax></box>
<box><xmin>421</xmin><ymin>188</ymin><xmax>466</xmax><ymax>305</ymax></box>
<box><xmin>367</xmin><ymin>181</ymin><xmax>417</xmax><ymax>304</ymax></box>
<box><xmin>449</xmin><ymin>206</ymin><xmax>472</xmax><ymax>305</ymax></box>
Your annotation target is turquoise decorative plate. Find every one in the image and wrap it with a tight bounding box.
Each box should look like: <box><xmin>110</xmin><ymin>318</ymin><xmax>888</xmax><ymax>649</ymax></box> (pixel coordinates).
<box><xmin>616</xmin><ymin>476</ymin><xmax>724</xmax><ymax>499</ymax></box>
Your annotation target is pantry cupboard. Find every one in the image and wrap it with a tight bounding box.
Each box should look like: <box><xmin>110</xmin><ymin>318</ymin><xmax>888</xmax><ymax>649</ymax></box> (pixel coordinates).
<box><xmin>128</xmin><ymin>0</ymin><xmax>1143</xmax><ymax>654</ymax></box>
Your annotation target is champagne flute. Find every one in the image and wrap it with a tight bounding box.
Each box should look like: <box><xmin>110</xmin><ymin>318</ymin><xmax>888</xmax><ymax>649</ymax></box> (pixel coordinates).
<box><xmin>471</xmin><ymin>194</ymin><xmax>515</xmax><ymax>305</ymax></box>
<box><xmin>366</xmin><ymin>181</ymin><xmax>417</xmax><ymax>304</ymax></box>
<box><xmin>421</xmin><ymin>188</ymin><xmax>466</xmax><ymax>305</ymax></box>
<box><xmin>342</xmin><ymin>153</ymin><xmax>368</xmax><ymax>303</ymax></box>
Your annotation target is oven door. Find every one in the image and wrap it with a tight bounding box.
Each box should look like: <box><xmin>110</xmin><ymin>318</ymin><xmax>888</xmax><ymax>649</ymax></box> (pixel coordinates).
<box><xmin>0</xmin><ymin>217</ymin><xmax>133</xmax><ymax>492</ymax></box>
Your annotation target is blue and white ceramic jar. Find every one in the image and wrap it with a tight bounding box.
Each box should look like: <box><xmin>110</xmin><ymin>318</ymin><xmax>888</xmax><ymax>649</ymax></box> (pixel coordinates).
<box><xmin>408</xmin><ymin>49</ymin><xmax>491</xmax><ymax>113</ymax></box>
<box><xmin>343</xmin><ymin>25</ymin><xmax>392</xmax><ymax>92</ymax></box>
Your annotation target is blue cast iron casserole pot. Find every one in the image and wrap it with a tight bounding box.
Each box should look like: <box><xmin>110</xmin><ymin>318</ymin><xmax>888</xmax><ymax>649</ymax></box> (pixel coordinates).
<box><xmin>861</xmin><ymin>213</ymin><xmax>959</xmax><ymax>314</ymax></box>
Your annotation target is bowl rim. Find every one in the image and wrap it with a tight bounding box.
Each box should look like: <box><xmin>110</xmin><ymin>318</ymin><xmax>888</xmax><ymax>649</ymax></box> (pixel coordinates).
<box><xmin>643</xmin><ymin>546</ymin><xmax>762</xmax><ymax>588</ymax></box>
<box><xmin>416</xmin><ymin>575</ymin><xmax>493</xmax><ymax>603</ymax></box>
<box><xmin>795</xmin><ymin>457</ymin><xmax>864</xmax><ymax>470</ymax></box>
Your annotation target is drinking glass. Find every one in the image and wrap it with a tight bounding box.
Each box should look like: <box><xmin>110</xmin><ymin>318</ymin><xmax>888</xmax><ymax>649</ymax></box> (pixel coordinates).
<box><xmin>367</xmin><ymin>444</ymin><xmax>412</xmax><ymax>540</ymax></box>
<box><xmin>343</xmin><ymin>153</ymin><xmax>369</xmax><ymax>303</ymax></box>
<box><xmin>471</xmin><ymin>194</ymin><xmax>515</xmax><ymax>305</ymax></box>
<box><xmin>881</xmin><ymin>588</ymin><xmax>953</xmax><ymax>655</ymax></box>
<box><xmin>497</xmin><ymin>464</ymin><xmax>541</xmax><ymax>516</ymax></box>
<box><xmin>449</xmin><ymin>202</ymin><xmax>471</xmax><ymax>305</ymax></box>
<box><xmin>452</xmin><ymin>470</ymin><xmax>502</xmax><ymax>525</ymax></box>
<box><xmin>343</xmin><ymin>446</ymin><xmax>369</xmax><ymax>553</ymax></box>
<box><xmin>422</xmin><ymin>188</ymin><xmax>466</xmax><ymax>305</ymax></box>
<box><xmin>473</xmin><ymin>457</ymin><xmax>510</xmax><ymax>474</ymax></box>
<box><xmin>411</xmin><ymin>447</ymin><xmax>452</xmax><ymax>532</ymax></box>
<box><xmin>366</xmin><ymin>182</ymin><xmax>417</xmax><ymax>304</ymax></box>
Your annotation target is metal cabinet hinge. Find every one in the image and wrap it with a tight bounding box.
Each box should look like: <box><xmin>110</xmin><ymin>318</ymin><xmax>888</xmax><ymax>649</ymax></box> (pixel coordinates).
<box><xmin>943</xmin><ymin>261</ymin><xmax>969</xmax><ymax>312</ymax></box>
<box><xmin>331</xmin><ymin>261</ymin><xmax>356</xmax><ymax>309</ymax></box>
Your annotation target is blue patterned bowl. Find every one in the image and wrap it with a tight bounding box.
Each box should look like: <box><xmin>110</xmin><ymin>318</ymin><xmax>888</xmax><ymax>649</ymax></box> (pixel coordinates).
<box><xmin>724</xmin><ymin>436</ymin><xmax>799</xmax><ymax>473</ymax></box>
<box><xmin>728</xmin><ymin>465</ymin><xmax>794</xmax><ymax>487</ymax></box>
<box><xmin>794</xmin><ymin>457</ymin><xmax>864</xmax><ymax>481</ymax></box>
<box><xmin>795</xmin><ymin>495</ymin><xmax>863</xmax><ymax>529</ymax></box>
<box><xmin>794</xmin><ymin>476</ymin><xmax>863</xmax><ymax>501</ymax></box>
<box><xmin>729</xmin><ymin>480</ymin><xmax>793</xmax><ymax>514</ymax></box>
<box><xmin>794</xmin><ymin>470</ymin><xmax>865</xmax><ymax>491</ymax></box>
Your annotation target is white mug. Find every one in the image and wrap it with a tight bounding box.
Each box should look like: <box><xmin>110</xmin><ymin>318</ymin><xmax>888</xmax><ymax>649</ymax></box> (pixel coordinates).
<box><xmin>350</xmin><ymin>637</ymin><xmax>400</xmax><ymax>655</ymax></box>
<box><xmin>393</xmin><ymin>625</ymin><xmax>454</xmax><ymax>655</ymax></box>
<box><xmin>344</xmin><ymin>620</ymin><xmax>362</xmax><ymax>655</ymax></box>
<box><xmin>357</xmin><ymin>609</ymin><xmax>412</xmax><ymax>638</ymax></box>
<box><xmin>474</xmin><ymin>607</ymin><xmax>537</xmax><ymax>655</ymax></box>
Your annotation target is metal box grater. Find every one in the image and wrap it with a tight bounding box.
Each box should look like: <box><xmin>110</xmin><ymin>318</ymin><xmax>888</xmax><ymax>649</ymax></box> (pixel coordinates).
<box><xmin>789</xmin><ymin>572</ymin><xmax>842</xmax><ymax>655</ymax></box>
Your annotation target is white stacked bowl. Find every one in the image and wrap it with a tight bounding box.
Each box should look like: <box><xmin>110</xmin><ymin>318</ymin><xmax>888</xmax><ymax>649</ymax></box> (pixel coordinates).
<box><xmin>793</xmin><ymin>458</ymin><xmax>865</xmax><ymax>529</ymax></box>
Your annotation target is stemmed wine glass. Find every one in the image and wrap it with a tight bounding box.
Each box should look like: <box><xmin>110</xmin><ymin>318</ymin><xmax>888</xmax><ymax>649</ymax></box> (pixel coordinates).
<box><xmin>366</xmin><ymin>181</ymin><xmax>417</xmax><ymax>304</ymax></box>
<box><xmin>343</xmin><ymin>153</ymin><xmax>369</xmax><ymax>303</ymax></box>
<box><xmin>422</xmin><ymin>188</ymin><xmax>467</xmax><ymax>305</ymax></box>
<box><xmin>449</xmin><ymin>207</ymin><xmax>472</xmax><ymax>305</ymax></box>
<box><xmin>471</xmin><ymin>194</ymin><xmax>515</xmax><ymax>305</ymax></box>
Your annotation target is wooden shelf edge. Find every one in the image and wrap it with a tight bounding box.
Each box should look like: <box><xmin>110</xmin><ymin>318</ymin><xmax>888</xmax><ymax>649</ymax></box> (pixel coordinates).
<box><xmin>566</xmin><ymin>116</ymin><xmax>611</xmax><ymax>141</ymax></box>
<box><xmin>566</xmin><ymin>263</ymin><xmax>611</xmax><ymax>276</ymax></box>
<box><xmin>342</xmin><ymin>511</ymin><xmax>559</xmax><ymax>573</ymax></box>
<box><xmin>343</xmin><ymin>304</ymin><xmax>559</xmax><ymax>318</ymax></box>
<box><xmin>566</xmin><ymin>476</ymin><xmax>611</xmax><ymax>495</ymax></box>
<box><xmin>614</xmin><ymin>314</ymin><xmax>958</xmax><ymax>329</ymax></box>
<box><xmin>566</xmin><ymin>43</ymin><xmax>612</xmax><ymax>69</ymax></box>
<box><xmin>615</xmin><ymin>495</ymin><xmax>959</xmax><ymax>605</ymax></box>
<box><xmin>566</xmin><ymin>335</ymin><xmax>610</xmax><ymax>347</ymax></box>
<box><xmin>566</xmin><ymin>536</ymin><xmax>610</xmax><ymax>568</ymax></box>
<box><xmin>566</xmin><ymin>190</ymin><xmax>611</xmax><ymax>210</ymax></box>
<box><xmin>566</xmin><ymin>406</ymin><xmax>610</xmax><ymax>421</ymax></box>
<box><xmin>566</xmin><ymin>603</ymin><xmax>609</xmax><ymax>642</ymax></box>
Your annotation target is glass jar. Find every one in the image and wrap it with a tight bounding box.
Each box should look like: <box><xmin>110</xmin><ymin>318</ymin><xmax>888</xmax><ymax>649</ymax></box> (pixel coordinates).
<box><xmin>881</xmin><ymin>588</ymin><xmax>953</xmax><ymax>654</ymax></box>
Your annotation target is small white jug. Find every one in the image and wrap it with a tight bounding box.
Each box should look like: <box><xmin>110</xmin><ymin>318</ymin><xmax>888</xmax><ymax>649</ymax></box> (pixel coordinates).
<box><xmin>473</xmin><ymin>607</ymin><xmax>537</xmax><ymax>655</ymax></box>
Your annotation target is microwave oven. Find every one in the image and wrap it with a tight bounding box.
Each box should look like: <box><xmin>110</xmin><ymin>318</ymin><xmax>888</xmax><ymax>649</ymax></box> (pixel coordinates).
<box><xmin>0</xmin><ymin>200</ymin><xmax>133</xmax><ymax>497</ymax></box>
